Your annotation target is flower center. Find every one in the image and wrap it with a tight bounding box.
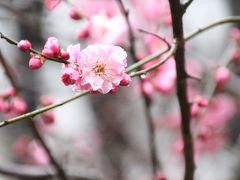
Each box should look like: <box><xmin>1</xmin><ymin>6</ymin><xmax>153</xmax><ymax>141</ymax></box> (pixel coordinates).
<box><xmin>93</xmin><ymin>60</ymin><xmax>106</xmax><ymax>75</ymax></box>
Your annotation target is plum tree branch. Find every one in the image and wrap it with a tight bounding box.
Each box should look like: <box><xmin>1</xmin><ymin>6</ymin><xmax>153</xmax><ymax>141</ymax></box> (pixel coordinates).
<box><xmin>0</xmin><ymin>163</ymin><xmax>101</xmax><ymax>180</ymax></box>
<box><xmin>0</xmin><ymin>32</ymin><xmax>69</xmax><ymax>64</ymax></box>
<box><xmin>168</xmin><ymin>0</ymin><xmax>194</xmax><ymax>180</ymax></box>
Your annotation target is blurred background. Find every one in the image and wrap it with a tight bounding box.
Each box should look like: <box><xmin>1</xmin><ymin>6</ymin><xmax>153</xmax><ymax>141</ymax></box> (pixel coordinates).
<box><xmin>0</xmin><ymin>0</ymin><xmax>240</xmax><ymax>180</ymax></box>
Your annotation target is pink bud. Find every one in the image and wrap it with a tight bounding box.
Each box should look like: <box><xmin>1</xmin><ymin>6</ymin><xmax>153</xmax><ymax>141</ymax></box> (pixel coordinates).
<box><xmin>29</xmin><ymin>55</ymin><xmax>44</xmax><ymax>70</ymax></box>
<box><xmin>77</xmin><ymin>23</ymin><xmax>90</xmax><ymax>40</ymax></box>
<box><xmin>196</xmin><ymin>96</ymin><xmax>208</xmax><ymax>107</ymax></box>
<box><xmin>60</xmin><ymin>49</ymin><xmax>70</xmax><ymax>61</ymax></box>
<box><xmin>42</xmin><ymin>111</ymin><xmax>55</xmax><ymax>124</ymax></box>
<box><xmin>40</xmin><ymin>96</ymin><xmax>54</xmax><ymax>106</ymax></box>
<box><xmin>231</xmin><ymin>49</ymin><xmax>240</xmax><ymax>63</ymax></box>
<box><xmin>69</xmin><ymin>8</ymin><xmax>82</xmax><ymax>20</ymax></box>
<box><xmin>12</xmin><ymin>97</ymin><xmax>28</xmax><ymax>114</ymax></box>
<box><xmin>6</xmin><ymin>87</ymin><xmax>16</xmax><ymax>97</ymax></box>
<box><xmin>190</xmin><ymin>103</ymin><xmax>199</xmax><ymax>118</ymax></box>
<box><xmin>109</xmin><ymin>86</ymin><xmax>119</xmax><ymax>94</ymax></box>
<box><xmin>155</xmin><ymin>171</ymin><xmax>167</xmax><ymax>180</ymax></box>
<box><xmin>17</xmin><ymin>40</ymin><xmax>32</xmax><ymax>51</ymax></box>
<box><xmin>44</xmin><ymin>0</ymin><xmax>61</xmax><ymax>10</ymax></box>
<box><xmin>0</xmin><ymin>99</ymin><xmax>10</xmax><ymax>113</ymax></box>
<box><xmin>214</xmin><ymin>67</ymin><xmax>231</xmax><ymax>88</ymax></box>
<box><xmin>61</xmin><ymin>73</ymin><xmax>76</xmax><ymax>86</ymax></box>
<box><xmin>120</xmin><ymin>74</ymin><xmax>131</xmax><ymax>86</ymax></box>
<box><xmin>90</xmin><ymin>90</ymin><xmax>99</xmax><ymax>94</ymax></box>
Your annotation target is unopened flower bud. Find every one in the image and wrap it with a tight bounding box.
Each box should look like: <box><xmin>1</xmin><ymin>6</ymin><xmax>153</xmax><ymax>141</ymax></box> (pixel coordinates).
<box><xmin>29</xmin><ymin>54</ymin><xmax>45</xmax><ymax>70</ymax></box>
<box><xmin>69</xmin><ymin>8</ymin><xmax>82</xmax><ymax>20</ymax></box>
<box><xmin>120</xmin><ymin>74</ymin><xmax>131</xmax><ymax>86</ymax></box>
<box><xmin>17</xmin><ymin>40</ymin><xmax>32</xmax><ymax>51</ymax></box>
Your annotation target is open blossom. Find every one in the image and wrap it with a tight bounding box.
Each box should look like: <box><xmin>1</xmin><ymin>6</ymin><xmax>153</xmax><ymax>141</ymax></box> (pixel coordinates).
<box><xmin>87</xmin><ymin>12</ymin><xmax>127</xmax><ymax>45</ymax></box>
<box><xmin>78</xmin><ymin>44</ymin><xmax>129</xmax><ymax>93</ymax></box>
<box><xmin>62</xmin><ymin>44</ymin><xmax>130</xmax><ymax>94</ymax></box>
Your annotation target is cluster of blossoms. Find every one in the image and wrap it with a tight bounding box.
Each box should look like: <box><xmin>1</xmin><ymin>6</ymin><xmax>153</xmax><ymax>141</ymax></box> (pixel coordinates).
<box><xmin>17</xmin><ymin>37</ymin><xmax>69</xmax><ymax>69</ymax></box>
<box><xmin>61</xmin><ymin>43</ymin><xmax>131</xmax><ymax>94</ymax></box>
<box><xmin>18</xmin><ymin>36</ymin><xmax>131</xmax><ymax>94</ymax></box>
<box><xmin>0</xmin><ymin>87</ymin><xmax>27</xmax><ymax>117</ymax></box>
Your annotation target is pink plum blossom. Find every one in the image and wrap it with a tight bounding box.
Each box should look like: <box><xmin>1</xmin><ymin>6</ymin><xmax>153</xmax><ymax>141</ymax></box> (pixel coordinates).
<box><xmin>44</xmin><ymin>0</ymin><xmax>62</xmax><ymax>10</ymax></box>
<box><xmin>87</xmin><ymin>12</ymin><xmax>127</xmax><ymax>45</ymax></box>
<box><xmin>62</xmin><ymin>44</ymin><xmax>129</xmax><ymax>94</ymax></box>
<box><xmin>77</xmin><ymin>44</ymin><xmax>129</xmax><ymax>94</ymax></box>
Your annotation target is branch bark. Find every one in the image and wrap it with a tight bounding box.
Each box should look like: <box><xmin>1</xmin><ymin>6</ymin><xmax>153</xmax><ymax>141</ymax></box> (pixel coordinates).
<box><xmin>168</xmin><ymin>0</ymin><xmax>195</xmax><ymax>180</ymax></box>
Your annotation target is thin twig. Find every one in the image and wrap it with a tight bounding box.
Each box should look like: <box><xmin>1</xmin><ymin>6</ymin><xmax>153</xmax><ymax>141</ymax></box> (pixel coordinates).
<box><xmin>138</xmin><ymin>29</ymin><xmax>171</xmax><ymax>50</ymax></box>
<box><xmin>182</xmin><ymin>0</ymin><xmax>194</xmax><ymax>11</ymax></box>
<box><xmin>0</xmin><ymin>50</ymin><xmax>20</xmax><ymax>92</ymax></box>
<box><xmin>130</xmin><ymin>43</ymin><xmax>177</xmax><ymax>77</ymax></box>
<box><xmin>0</xmin><ymin>32</ymin><xmax>69</xmax><ymax>64</ymax></box>
<box><xmin>116</xmin><ymin>0</ymin><xmax>136</xmax><ymax>61</ymax></box>
<box><xmin>185</xmin><ymin>16</ymin><xmax>240</xmax><ymax>41</ymax></box>
<box><xmin>0</xmin><ymin>91</ymin><xmax>88</xmax><ymax>128</ymax></box>
<box><xmin>28</xmin><ymin>119</ymin><xmax>69</xmax><ymax>180</ymax></box>
<box><xmin>117</xmin><ymin>0</ymin><xmax>162</xmax><ymax>176</ymax></box>
<box><xmin>0</xmin><ymin>163</ymin><xmax>100</xmax><ymax>180</ymax></box>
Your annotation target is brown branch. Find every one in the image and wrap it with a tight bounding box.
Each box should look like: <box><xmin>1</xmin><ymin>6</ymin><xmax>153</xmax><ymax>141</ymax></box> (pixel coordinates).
<box><xmin>116</xmin><ymin>0</ymin><xmax>136</xmax><ymax>61</ymax></box>
<box><xmin>0</xmin><ymin>163</ymin><xmax>101</xmax><ymax>180</ymax></box>
<box><xmin>182</xmin><ymin>0</ymin><xmax>194</xmax><ymax>11</ymax></box>
<box><xmin>168</xmin><ymin>0</ymin><xmax>195</xmax><ymax>180</ymax></box>
<box><xmin>116</xmin><ymin>0</ymin><xmax>161</xmax><ymax>176</ymax></box>
<box><xmin>28</xmin><ymin>119</ymin><xmax>69</xmax><ymax>180</ymax></box>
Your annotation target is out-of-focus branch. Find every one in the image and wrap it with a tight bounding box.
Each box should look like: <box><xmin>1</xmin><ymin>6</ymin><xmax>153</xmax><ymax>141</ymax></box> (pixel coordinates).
<box><xmin>130</xmin><ymin>43</ymin><xmax>177</xmax><ymax>77</ymax></box>
<box><xmin>28</xmin><ymin>119</ymin><xmax>69</xmax><ymax>180</ymax></box>
<box><xmin>168</xmin><ymin>0</ymin><xmax>194</xmax><ymax>180</ymax></box>
<box><xmin>0</xmin><ymin>50</ymin><xmax>20</xmax><ymax>92</ymax></box>
<box><xmin>138</xmin><ymin>29</ymin><xmax>171</xmax><ymax>49</ymax></box>
<box><xmin>0</xmin><ymin>91</ymin><xmax>88</xmax><ymax>128</ymax></box>
<box><xmin>0</xmin><ymin>32</ymin><xmax>69</xmax><ymax>64</ymax></box>
<box><xmin>0</xmin><ymin>51</ymin><xmax>70</xmax><ymax>180</ymax></box>
<box><xmin>0</xmin><ymin>164</ymin><xmax>101</xmax><ymax>180</ymax></box>
<box><xmin>117</xmin><ymin>0</ymin><xmax>162</xmax><ymax>176</ymax></box>
<box><xmin>185</xmin><ymin>16</ymin><xmax>240</xmax><ymax>41</ymax></box>
<box><xmin>117</xmin><ymin>0</ymin><xmax>136</xmax><ymax>61</ymax></box>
